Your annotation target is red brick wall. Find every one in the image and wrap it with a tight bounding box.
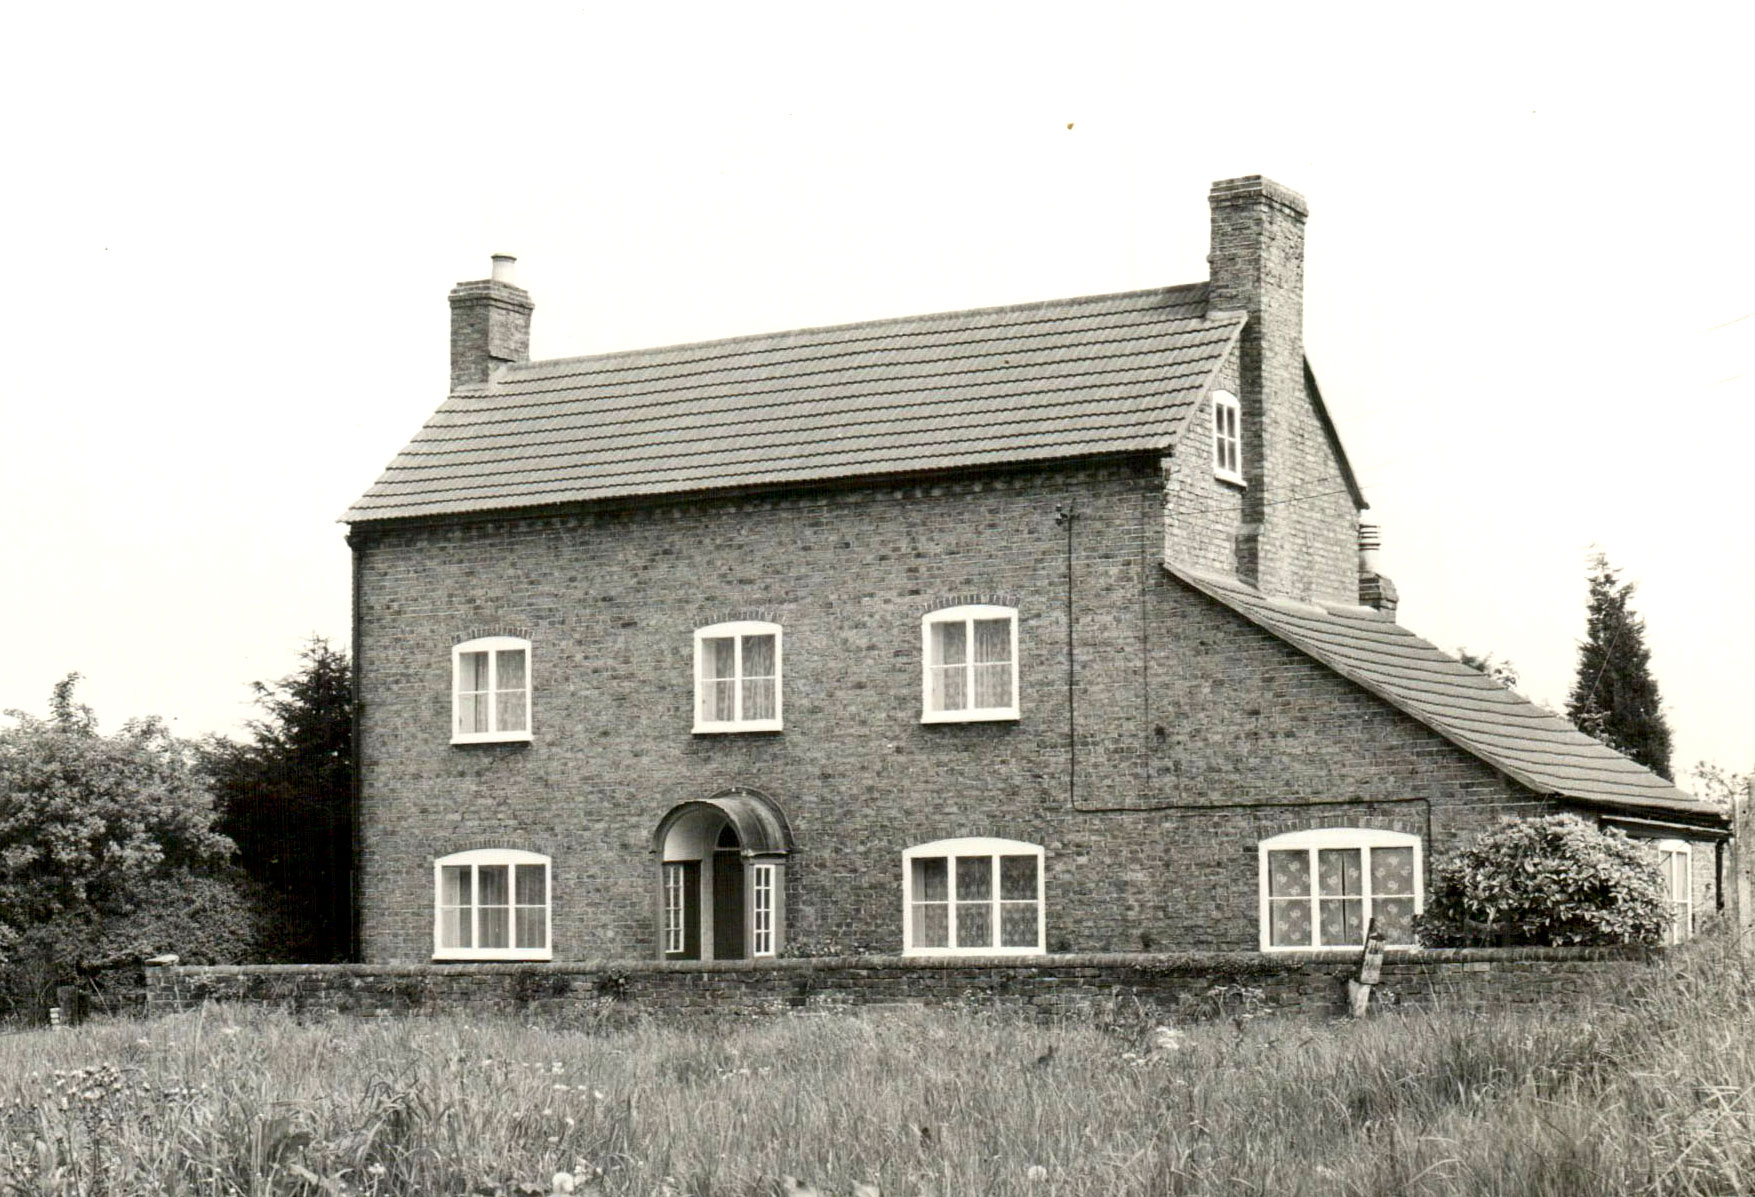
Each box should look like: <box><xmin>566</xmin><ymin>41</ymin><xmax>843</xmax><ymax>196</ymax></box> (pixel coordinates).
<box><xmin>352</xmin><ymin>458</ymin><xmax>1561</xmax><ymax>965</ymax></box>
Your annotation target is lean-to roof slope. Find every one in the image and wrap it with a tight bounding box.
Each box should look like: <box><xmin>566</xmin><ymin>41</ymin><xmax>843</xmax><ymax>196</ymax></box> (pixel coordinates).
<box><xmin>1169</xmin><ymin>564</ymin><xmax>1724</xmax><ymax>825</ymax></box>
<box><xmin>345</xmin><ymin>284</ymin><xmax>1244</xmax><ymax>523</ymax></box>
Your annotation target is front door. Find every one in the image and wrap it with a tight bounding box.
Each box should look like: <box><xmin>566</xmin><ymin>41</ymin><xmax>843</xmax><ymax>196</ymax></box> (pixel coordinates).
<box><xmin>712</xmin><ymin>849</ymin><xmax>746</xmax><ymax>959</ymax></box>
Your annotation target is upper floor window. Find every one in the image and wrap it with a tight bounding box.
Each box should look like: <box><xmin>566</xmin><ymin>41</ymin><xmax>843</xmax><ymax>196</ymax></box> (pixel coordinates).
<box><xmin>694</xmin><ymin>622</ymin><xmax>782</xmax><ymax>732</ymax></box>
<box><xmin>1212</xmin><ymin>389</ymin><xmax>1243</xmax><ymax>484</ymax></box>
<box><xmin>903</xmin><ymin>837</ymin><xmax>1043</xmax><ymax>955</ymax></box>
<box><xmin>1259</xmin><ymin>828</ymin><xmax>1421</xmax><ymax>951</ymax></box>
<box><xmin>452</xmin><ymin>637</ymin><xmax>531</xmax><ymax>744</ymax></box>
<box><xmin>434</xmin><ymin>848</ymin><xmax>551</xmax><ymax>961</ymax></box>
<box><xmin>921</xmin><ymin>605</ymin><xmax>1018</xmax><ymax>723</ymax></box>
<box><xmin>1653</xmin><ymin>839</ymin><xmax>1693</xmax><ymax>945</ymax></box>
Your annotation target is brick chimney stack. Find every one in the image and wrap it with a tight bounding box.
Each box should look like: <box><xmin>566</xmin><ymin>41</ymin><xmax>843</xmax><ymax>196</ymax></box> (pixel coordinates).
<box><xmin>1207</xmin><ymin>176</ymin><xmax>1309</xmax><ymax>595</ymax></box>
<box><xmin>449</xmin><ymin>255</ymin><xmax>533</xmax><ymax>391</ymax></box>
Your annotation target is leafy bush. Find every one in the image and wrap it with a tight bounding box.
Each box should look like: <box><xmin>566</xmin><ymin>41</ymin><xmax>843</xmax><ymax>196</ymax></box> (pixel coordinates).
<box><xmin>1416</xmin><ymin>815</ymin><xmax>1671</xmax><ymax>947</ymax></box>
<box><xmin>0</xmin><ymin>676</ymin><xmax>261</xmax><ymax>1019</ymax></box>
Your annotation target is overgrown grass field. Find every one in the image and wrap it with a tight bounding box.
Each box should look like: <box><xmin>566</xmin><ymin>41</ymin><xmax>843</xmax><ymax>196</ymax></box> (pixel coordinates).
<box><xmin>5</xmin><ymin>945</ymin><xmax>1755</xmax><ymax>1196</ymax></box>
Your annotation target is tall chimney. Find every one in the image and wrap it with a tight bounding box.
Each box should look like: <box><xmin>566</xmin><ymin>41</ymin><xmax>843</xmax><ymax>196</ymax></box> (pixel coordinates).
<box><xmin>449</xmin><ymin>255</ymin><xmax>533</xmax><ymax>391</ymax></box>
<box><xmin>1207</xmin><ymin>177</ymin><xmax>1309</xmax><ymax>595</ymax></box>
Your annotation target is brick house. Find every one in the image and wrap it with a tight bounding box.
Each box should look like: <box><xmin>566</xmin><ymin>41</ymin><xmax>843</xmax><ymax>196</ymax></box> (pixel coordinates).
<box><xmin>343</xmin><ymin>176</ymin><xmax>1728</xmax><ymax>965</ymax></box>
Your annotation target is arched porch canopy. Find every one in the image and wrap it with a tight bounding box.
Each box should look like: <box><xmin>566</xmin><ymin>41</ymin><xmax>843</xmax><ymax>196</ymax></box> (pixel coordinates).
<box><xmin>652</xmin><ymin>787</ymin><xmax>794</xmax><ymax>857</ymax></box>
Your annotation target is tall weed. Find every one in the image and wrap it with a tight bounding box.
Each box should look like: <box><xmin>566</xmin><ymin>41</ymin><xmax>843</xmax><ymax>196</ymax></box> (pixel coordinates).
<box><xmin>2</xmin><ymin>944</ymin><xmax>1754</xmax><ymax>1195</ymax></box>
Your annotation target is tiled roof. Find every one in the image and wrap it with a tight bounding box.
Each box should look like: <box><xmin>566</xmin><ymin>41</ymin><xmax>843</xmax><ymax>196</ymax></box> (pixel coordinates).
<box><xmin>1168</xmin><ymin>564</ymin><xmax>1726</xmax><ymax>825</ymax></box>
<box><xmin>345</xmin><ymin>284</ymin><xmax>1244</xmax><ymax>523</ymax></box>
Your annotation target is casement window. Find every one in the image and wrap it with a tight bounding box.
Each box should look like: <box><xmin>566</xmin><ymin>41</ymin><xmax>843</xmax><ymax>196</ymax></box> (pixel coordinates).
<box><xmin>1212</xmin><ymin>389</ymin><xmax>1243</xmax><ymax>484</ymax></box>
<box><xmin>1259</xmin><ymin>829</ymin><xmax>1421</xmax><ymax>951</ymax></box>
<box><xmin>452</xmin><ymin>637</ymin><xmax>532</xmax><ymax>744</ymax></box>
<box><xmin>921</xmin><ymin>606</ymin><xmax>1019</xmax><ymax>723</ymax></box>
<box><xmin>434</xmin><ymin>849</ymin><xmax>552</xmax><ymax>961</ymax></box>
<box><xmin>903</xmin><ymin>838</ymin><xmax>1044</xmax><ymax>955</ymax></box>
<box><xmin>1653</xmin><ymin>839</ymin><xmax>1693</xmax><ymax>945</ymax></box>
<box><xmin>694</xmin><ymin>622</ymin><xmax>782</xmax><ymax>732</ymax></box>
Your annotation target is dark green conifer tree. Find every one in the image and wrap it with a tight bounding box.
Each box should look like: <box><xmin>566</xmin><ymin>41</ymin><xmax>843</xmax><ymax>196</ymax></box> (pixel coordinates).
<box><xmin>1567</xmin><ymin>553</ymin><xmax>1673</xmax><ymax>780</ymax></box>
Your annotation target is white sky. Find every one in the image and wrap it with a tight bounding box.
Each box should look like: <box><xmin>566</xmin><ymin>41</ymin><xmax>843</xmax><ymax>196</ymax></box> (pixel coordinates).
<box><xmin>2</xmin><ymin>3</ymin><xmax>1750</xmax><ymax>781</ymax></box>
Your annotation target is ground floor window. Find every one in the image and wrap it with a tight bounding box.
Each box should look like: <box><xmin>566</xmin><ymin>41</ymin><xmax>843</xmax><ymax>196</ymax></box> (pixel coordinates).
<box><xmin>434</xmin><ymin>848</ymin><xmax>552</xmax><ymax>961</ymax></box>
<box><xmin>1259</xmin><ymin>828</ymin><xmax>1421</xmax><ymax>951</ymax></box>
<box><xmin>903</xmin><ymin>837</ymin><xmax>1043</xmax><ymax>955</ymax></box>
<box><xmin>1653</xmin><ymin>839</ymin><xmax>1693</xmax><ymax>945</ymax></box>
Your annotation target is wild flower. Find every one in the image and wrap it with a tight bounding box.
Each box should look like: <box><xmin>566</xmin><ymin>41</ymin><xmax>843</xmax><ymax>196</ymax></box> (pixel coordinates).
<box><xmin>1026</xmin><ymin>1164</ymin><xmax>1049</xmax><ymax>1181</ymax></box>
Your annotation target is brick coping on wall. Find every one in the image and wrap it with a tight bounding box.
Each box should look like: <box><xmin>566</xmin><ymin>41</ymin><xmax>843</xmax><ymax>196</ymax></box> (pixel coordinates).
<box><xmin>149</xmin><ymin>945</ymin><xmax>1660</xmax><ymax>981</ymax></box>
<box><xmin>138</xmin><ymin>946</ymin><xmax>1665</xmax><ymax>1024</ymax></box>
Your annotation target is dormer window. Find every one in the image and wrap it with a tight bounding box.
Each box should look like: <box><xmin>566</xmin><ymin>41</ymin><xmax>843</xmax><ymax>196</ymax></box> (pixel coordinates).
<box><xmin>694</xmin><ymin>622</ymin><xmax>782</xmax><ymax>732</ymax></box>
<box><xmin>1212</xmin><ymin>390</ymin><xmax>1243</xmax><ymax>484</ymax></box>
<box><xmin>452</xmin><ymin>637</ymin><xmax>532</xmax><ymax>744</ymax></box>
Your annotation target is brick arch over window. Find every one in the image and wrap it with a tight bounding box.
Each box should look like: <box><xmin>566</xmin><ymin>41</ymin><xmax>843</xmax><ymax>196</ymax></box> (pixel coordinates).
<box><xmin>650</xmin><ymin>787</ymin><xmax>795</xmax><ymax>857</ymax></box>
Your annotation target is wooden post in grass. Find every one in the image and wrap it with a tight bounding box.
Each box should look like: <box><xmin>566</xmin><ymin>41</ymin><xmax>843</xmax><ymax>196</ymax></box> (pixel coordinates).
<box><xmin>55</xmin><ymin>985</ymin><xmax>86</xmax><ymax>1028</ymax></box>
<box><xmin>1348</xmin><ymin>919</ymin><xmax>1385</xmax><ymax>1018</ymax></box>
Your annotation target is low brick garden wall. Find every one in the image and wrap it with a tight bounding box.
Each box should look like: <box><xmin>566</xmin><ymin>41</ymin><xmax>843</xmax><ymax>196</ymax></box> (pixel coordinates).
<box><xmin>142</xmin><ymin>946</ymin><xmax>1662</xmax><ymax>1024</ymax></box>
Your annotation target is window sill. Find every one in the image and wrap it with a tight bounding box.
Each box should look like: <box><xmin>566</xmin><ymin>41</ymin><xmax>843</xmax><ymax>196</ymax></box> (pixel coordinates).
<box><xmin>1213</xmin><ymin>468</ymin><xmax>1247</xmax><ymax>488</ymax></box>
<box><xmin>432</xmin><ymin>948</ymin><xmax>554</xmax><ymax>962</ymax></box>
<box><xmin>451</xmin><ymin>731</ymin><xmax>534</xmax><ymax>746</ymax></box>
<box><xmin>902</xmin><ymin>946</ymin><xmax>1044</xmax><ymax>958</ymax></box>
<box><xmin>693</xmin><ymin>719</ymin><xmax>783</xmax><ymax>735</ymax></box>
<box><xmin>921</xmin><ymin>708</ymin><xmax>1019</xmax><ymax>725</ymax></box>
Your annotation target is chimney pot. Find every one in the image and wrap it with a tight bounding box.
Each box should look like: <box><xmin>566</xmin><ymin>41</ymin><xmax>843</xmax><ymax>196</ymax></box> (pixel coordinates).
<box><xmin>491</xmin><ymin>254</ymin><xmax>517</xmax><ymax>284</ymax></box>
<box><xmin>1358</xmin><ymin>523</ymin><xmax>1382</xmax><ymax>572</ymax></box>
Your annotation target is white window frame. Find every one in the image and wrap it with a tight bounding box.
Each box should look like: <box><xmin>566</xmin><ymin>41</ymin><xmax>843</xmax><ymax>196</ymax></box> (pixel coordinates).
<box><xmin>920</xmin><ymin>605</ymin><xmax>1020</xmax><ymax>723</ymax></box>
<box><xmin>662</xmin><ymin>862</ymin><xmax>687</xmax><ymax>955</ymax></box>
<box><xmin>693</xmin><ymin>621</ymin><xmax>783</xmax><ymax>733</ymax></box>
<box><xmin>1653</xmin><ymin>839</ymin><xmax>1693</xmax><ymax>945</ymax></box>
<box><xmin>451</xmin><ymin>636</ymin><xmax>533</xmax><ymax>745</ymax></box>
<box><xmin>1258</xmin><ymin>828</ymin><xmax>1422</xmax><ymax>952</ymax></box>
<box><xmin>902</xmin><ymin>837</ymin><xmax>1044</xmax><ymax>956</ymax></box>
<box><xmin>433</xmin><ymin>848</ymin><xmax>553</xmax><ymax>962</ymax></box>
<box><xmin>751</xmin><ymin>862</ymin><xmax>777</xmax><ymax>958</ymax></box>
<box><xmin>1212</xmin><ymin>389</ymin><xmax>1244</xmax><ymax>485</ymax></box>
